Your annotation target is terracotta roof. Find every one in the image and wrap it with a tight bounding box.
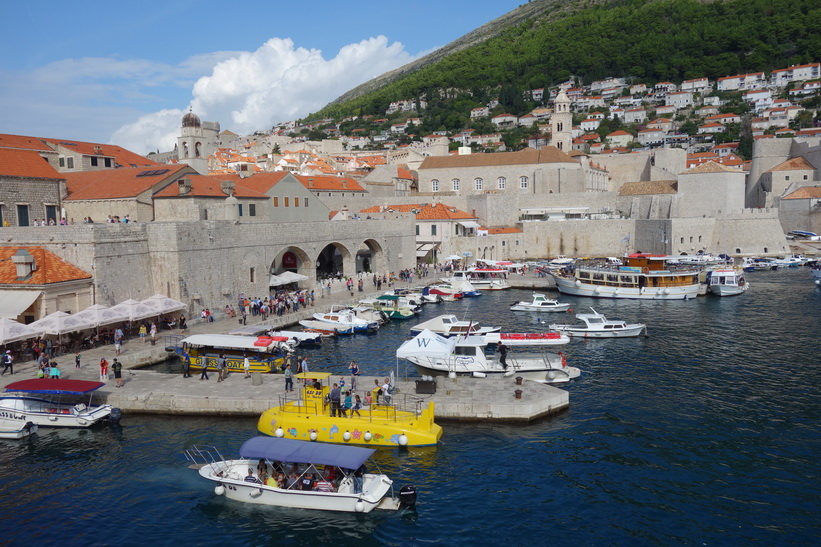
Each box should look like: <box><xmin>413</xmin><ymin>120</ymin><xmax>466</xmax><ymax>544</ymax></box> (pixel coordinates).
<box><xmin>359</xmin><ymin>203</ymin><xmax>474</xmax><ymax>220</ymax></box>
<box><xmin>153</xmin><ymin>173</ymin><xmax>270</xmax><ymax>199</ymax></box>
<box><xmin>483</xmin><ymin>227</ymin><xmax>522</xmax><ymax>234</ymax></box>
<box><xmin>65</xmin><ymin>165</ymin><xmax>192</xmax><ymax>200</ymax></box>
<box><xmin>765</xmin><ymin>156</ymin><xmax>816</xmax><ymax>173</ymax></box>
<box><xmin>295</xmin><ymin>175</ymin><xmax>366</xmax><ymax>192</ymax></box>
<box><xmin>0</xmin><ymin>148</ymin><xmax>63</xmax><ymax>179</ymax></box>
<box><xmin>0</xmin><ymin>134</ymin><xmax>54</xmax><ymax>152</ymax></box>
<box><xmin>38</xmin><ymin>137</ymin><xmax>160</xmax><ymax>168</ymax></box>
<box><xmin>618</xmin><ymin>180</ymin><xmax>678</xmax><ymax>196</ymax></box>
<box><xmin>783</xmin><ymin>186</ymin><xmax>821</xmax><ymax>200</ymax></box>
<box><xmin>0</xmin><ymin>246</ymin><xmax>92</xmax><ymax>285</ymax></box>
<box><xmin>684</xmin><ymin>161</ymin><xmax>739</xmax><ymax>174</ymax></box>
<box><xmin>419</xmin><ymin>147</ymin><xmax>575</xmax><ymax>170</ymax></box>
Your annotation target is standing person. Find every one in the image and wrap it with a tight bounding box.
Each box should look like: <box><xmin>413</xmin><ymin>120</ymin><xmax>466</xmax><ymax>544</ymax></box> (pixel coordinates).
<box><xmin>373</xmin><ymin>379</ymin><xmax>382</xmax><ymax>404</ymax></box>
<box><xmin>284</xmin><ymin>363</ymin><xmax>294</xmax><ymax>392</ymax></box>
<box><xmin>351</xmin><ymin>394</ymin><xmax>362</xmax><ymax>417</ymax></box>
<box><xmin>243</xmin><ymin>353</ymin><xmax>251</xmax><ymax>379</ymax></box>
<box><xmin>112</xmin><ymin>358</ymin><xmax>123</xmax><ymax>388</ymax></box>
<box><xmin>75</xmin><ymin>352</ymin><xmax>81</xmax><ymax>370</ymax></box>
<box><xmin>182</xmin><ymin>351</ymin><xmax>192</xmax><ymax>378</ymax></box>
<box><xmin>138</xmin><ymin>323</ymin><xmax>147</xmax><ymax>343</ymax></box>
<box><xmin>49</xmin><ymin>362</ymin><xmax>61</xmax><ymax>379</ymax></box>
<box><xmin>179</xmin><ymin>315</ymin><xmax>188</xmax><ymax>334</ymax></box>
<box><xmin>241</xmin><ymin>308</ymin><xmax>247</xmax><ymax>326</ymax></box>
<box><xmin>217</xmin><ymin>353</ymin><xmax>227</xmax><ymax>382</ymax></box>
<box><xmin>99</xmin><ymin>357</ymin><xmax>109</xmax><ymax>381</ymax></box>
<box><xmin>199</xmin><ymin>357</ymin><xmax>209</xmax><ymax>380</ymax></box>
<box><xmin>498</xmin><ymin>342</ymin><xmax>508</xmax><ymax>370</ymax></box>
<box><xmin>149</xmin><ymin>322</ymin><xmax>158</xmax><ymax>346</ymax></box>
<box><xmin>1</xmin><ymin>350</ymin><xmax>13</xmax><ymax>376</ymax></box>
<box><xmin>329</xmin><ymin>383</ymin><xmax>341</xmax><ymax>417</ymax></box>
<box><xmin>114</xmin><ymin>327</ymin><xmax>124</xmax><ymax>355</ymax></box>
<box><xmin>348</xmin><ymin>360</ymin><xmax>360</xmax><ymax>391</ymax></box>
<box><xmin>382</xmin><ymin>377</ymin><xmax>393</xmax><ymax>405</ymax></box>
<box><xmin>342</xmin><ymin>391</ymin><xmax>352</xmax><ymax>417</ymax></box>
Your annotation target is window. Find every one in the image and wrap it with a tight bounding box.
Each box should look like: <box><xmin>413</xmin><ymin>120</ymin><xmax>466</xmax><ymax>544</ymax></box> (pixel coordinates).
<box><xmin>91</xmin><ymin>157</ymin><xmax>98</xmax><ymax>167</ymax></box>
<box><xmin>284</xmin><ymin>197</ymin><xmax>290</xmax><ymax>207</ymax></box>
<box><xmin>680</xmin><ymin>237</ymin><xmax>684</xmax><ymax>244</ymax></box>
<box><xmin>698</xmin><ymin>235</ymin><xmax>702</xmax><ymax>242</ymax></box>
<box><xmin>58</xmin><ymin>157</ymin><xmax>65</xmax><ymax>167</ymax></box>
<box><xmin>66</xmin><ymin>157</ymin><xmax>74</xmax><ymax>169</ymax></box>
<box><xmin>498</xmin><ymin>177</ymin><xmax>506</xmax><ymax>190</ymax></box>
<box><xmin>475</xmin><ymin>178</ymin><xmax>483</xmax><ymax>191</ymax></box>
<box><xmin>804</xmin><ymin>175</ymin><xmax>808</xmax><ymax>180</ymax></box>
<box><xmin>431</xmin><ymin>179</ymin><xmax>440</xmax><ymax>192</ymax></box>
<box><xmin>0</xmin><ymin>205</ymin><xmax>3</xmax><ymax>226</ymax></box>
<box><xmin>502</xmin><ymin>240</ymin><xmax>506</xmax><ymax>246</ymax></box>
<box><xmin>689</xmin><ymin>236</ymin><xmax>693</xmax><ymax>243</ymax></box>
<box><xmin>250</xmin><ymin>267</ymin><xmax>255</xmax><ymax>283</ymax></box>
<box><xmin>415</xmin><ymin>225</ymin><xmax>420</xmax><ymax>236</ymax></box>
<box><xmin>273</xmin><ymin>197</ymin><xmax>279</xmax><ymax>207</ymax></box>
<box><xmin>249</xmin><ymin>204</ymin><xmax>256</xmax><ymax>217</ymax></box>
<box><xmin>105</xmin><ymin>158</ymin><xmax>112</xmax><ymax>168</ymax></box>
<box><xmin>17</xmin><ymin>204</ymin><xmax>30</xmax><ymax>226</ymax></box>
<box><xmin>785</xmin><ymin>176</ymin><xmax>790</xmax><ymax>181</ymax></box>
<box><xmin>431</xmin><ymin>225</ymin><xmax>437</xmax><ymax>236</ymax></box>
<box><xmin>452</xmin><ymin>179</ymin><xmax>460</xmax><ymax>192</ymax></box>
<box><xmin>294</xmin><ymin>197</ymin><xmax>299</xmax><ymax>207</ymax></box>
<box><xmin>238</xmin><ymin>204</ymin><xmax>244</xmax><ymax>217</ymax></box>
<box><xmin>519</xmin><ymin>176</ymin><xmax>528</xmax><ymax>189</ymax></box>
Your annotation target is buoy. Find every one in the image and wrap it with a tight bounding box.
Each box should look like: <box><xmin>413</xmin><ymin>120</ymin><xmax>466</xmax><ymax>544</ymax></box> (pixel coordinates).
<box><xmin>448</xmin><ymin>371</ymin><xmax>457</xmax><ymax>379</ymax></box>
<box><xmin>364</xmin><ymin>431</ymin><xmax>372</xmax><ymax>441</ymax></box>
<box><xmin>215</xmin><ymin>485</ymin><xmax>225</xmax><ymax>496</ymax></box>
<box><xmin>274</xmin><ymin>427</ymin><xmax>284</xmax><ymax>438</ymax></box>
<box><xmin>398</xmin><ymin>433</ymin><xmax>409</xmax><ymax>446</ymax></box>
<box><xmin>355</xmin><ymin>500</ymin><xmax>365</xmax><ymax>513</ymax></box>
<box><xmin>567</xmin><ymin>308</ymin><xmax>572</xmax><ymax>313</ymax></box>
<box><xmin>309</xmin><ymin>430</ymin><xmax>317</xmax><ymax>441</ymax></box>
<box><xmin>547</xmin><ymin>370</ymin><xmax>556</xmax><ymax>380</ymax></box>
<box><xmin>343</xmin><ymin>430</ymin><xmax>351</xmax><ymax>441</ymax></box>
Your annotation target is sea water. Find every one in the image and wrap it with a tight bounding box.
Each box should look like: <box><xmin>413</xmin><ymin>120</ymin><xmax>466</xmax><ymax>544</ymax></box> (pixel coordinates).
<box><xmin>0</xmin><ymin>268</ymin><xmax>819</xmax><ymax>545</ymax></box>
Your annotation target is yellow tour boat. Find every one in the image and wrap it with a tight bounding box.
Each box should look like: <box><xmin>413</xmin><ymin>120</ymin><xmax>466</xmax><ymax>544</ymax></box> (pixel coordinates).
<box><xmin>257</xmin><ymin>372</ymin><xmax>443</xmax><ymax>447</ymax></box>
<box><xmin>166</xmin><ymin>334</ymin><xmax>289</xmax><ymax>374</ymax></box>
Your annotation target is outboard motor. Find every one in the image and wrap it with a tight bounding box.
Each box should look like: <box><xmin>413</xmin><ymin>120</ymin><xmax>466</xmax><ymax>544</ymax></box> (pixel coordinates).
<box><xmin>398</xmin><ymin>484</ymin><xmax>417</xmax><ymax>509</ymax></box>
<box><xmin>109</xmin><ymin>408</ymin><xmax>123</xmax><ymax>425</ymax></box>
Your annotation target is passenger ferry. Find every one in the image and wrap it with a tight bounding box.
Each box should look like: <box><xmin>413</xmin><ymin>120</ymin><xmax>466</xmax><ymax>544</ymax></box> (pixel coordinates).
<box><xmin>552</xmin><ymin>254</ymin><xmax>701</xmax><ymax>300</ymax></box>
<box><xmin>166</xmin><ymin>334</ymin><xmax>290</xmax><ymax>373</ymax></box>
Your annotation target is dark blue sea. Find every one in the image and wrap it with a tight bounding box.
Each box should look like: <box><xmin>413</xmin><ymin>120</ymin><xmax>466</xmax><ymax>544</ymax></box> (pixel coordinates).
<box><xmin>1</xmin><ymin>268</ymin><xmax>819</xmax><ymax>546</ymax></box>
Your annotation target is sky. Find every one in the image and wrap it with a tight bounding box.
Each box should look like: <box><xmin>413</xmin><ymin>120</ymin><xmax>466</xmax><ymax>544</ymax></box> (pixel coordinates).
<box><xmin>0</xmin><ymin>1</ymin><xmax>525</xmax><ymax>155</ymax></box>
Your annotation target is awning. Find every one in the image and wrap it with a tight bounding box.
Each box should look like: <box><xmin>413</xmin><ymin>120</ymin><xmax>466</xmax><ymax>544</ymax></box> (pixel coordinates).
<box><xmin>458</xmin><ymin>221</ymin><xmax>480</xmax><ymax>229</ymax></box>
<box><xmin>240</xmin><ymin>436</ymin><xmax>374</xmax><ymax>470</ymax></box>
<box><xmin>0</xmin><ymin>290</ymin><xmax>41</xmax><ymax>318</ymax></box>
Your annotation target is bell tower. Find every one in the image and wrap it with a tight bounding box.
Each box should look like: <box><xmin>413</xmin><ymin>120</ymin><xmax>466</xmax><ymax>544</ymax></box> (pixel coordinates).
<box><xmin>178</xmin><ymin>107</ymin><xmax>208</xmax><ymax>175</ymax></box>
<box><xmin>550</xmin><ymin>90</ymin><xmax>572</xmax><ymax>153</ymax></box>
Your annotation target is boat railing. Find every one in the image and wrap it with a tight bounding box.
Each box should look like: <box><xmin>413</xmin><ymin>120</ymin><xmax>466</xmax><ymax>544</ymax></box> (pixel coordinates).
<box><xmin>184</xmin><ymin>445</ymin><xmax>227</xmax><ymax>469</ymax></box>
<box><xmin>276</xmin><ymin>392</ymin><xmax>427</xmax><ymax>422</ymax></box>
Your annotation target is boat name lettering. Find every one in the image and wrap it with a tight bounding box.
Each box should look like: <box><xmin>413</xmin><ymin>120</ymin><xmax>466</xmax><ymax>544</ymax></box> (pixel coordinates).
<box><xmin>619</xmin><ymin>266</ymin><xmax>642</xmax><ymax>273</ymax></box>
<box><xmin>0</xmin><ymin>411</ymin><xmax>26</xmax><ymax>420</ymax></box>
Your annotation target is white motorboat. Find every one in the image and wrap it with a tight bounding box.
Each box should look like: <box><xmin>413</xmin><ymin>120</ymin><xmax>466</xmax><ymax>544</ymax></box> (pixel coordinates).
<box><xmin>773</xmin><ymin>255</ymin><xmax>805</xmax><ymax>268</ymax></box>
<box><xmin>299</xmin><ymin>320</ymin><xmax>354</xmax><ymax>336</ymax></box>
<box><xmin>185</xmin><ymin>436</ymin><xmax>416</xmax><ymax>513</ymax></box>
<box><xmin>312</xmin><ymin>309</ymin><xmax>378</xmax><ymax>333</ymax></box>
<box><xmin>483</xmin><ymin>331</ymin><xmax>570</xmax><ymax>346</ymax></box>
<box><xmin>548</xmin><ymin>308</ymin><xmax>647</xmax><ymax>338</ymax></box>
<box><xmin>741</xmin><ymin>257</ymin><xmax>778</xmax><ymax>271</ymax></box>
<box><xmin>1</xmin><ymin>379</ymin><xmax>121</xmax><ymax>428</ymax></box>
<box><xmin>442</xmin><ymin>269</ymin><xmax>510</xmax><ymax>290</ymax></box>
<box><xmin>509</xmin><ymin>293</ymin><xmax>571</xmax><ymax>312</ymax></box>
<box><xmin>409</xmin><ymin>314</ymin><xmax>500</xmax><ymax>337</ymax></box>
<box><xmin>426</xmin><ymin>284</ymin><xmax>463</xmax><ymax>302</ymax></box>
<box><xmin>707</xmin><ymin>268</ymin><xmax>749</xmax><ymax>296</ymax></box>
<box><xmin>397</xmin><ymin>329</ymin><xmax>580</xmax><ymax>384</ymax></box>
<box><xmin>0</xmin><ymin>418</ymin><xmax>38</xmax><ymax>439</ymax></box>
<box><xmin>271</xmin><ymin>330</ymin><xmax>322</xmax><ymax>346</ymax></box>
<box><xmin>546</xmin><ymin>256</ymin><xmax>575</xmax><ymax>270</ymax></box>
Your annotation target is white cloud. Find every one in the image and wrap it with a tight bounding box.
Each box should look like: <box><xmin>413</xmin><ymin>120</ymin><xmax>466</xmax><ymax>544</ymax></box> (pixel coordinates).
<box><xmin>111</xmin><ymin>36</ymin><xmax>415</xmax><ymax>154</ymax></box>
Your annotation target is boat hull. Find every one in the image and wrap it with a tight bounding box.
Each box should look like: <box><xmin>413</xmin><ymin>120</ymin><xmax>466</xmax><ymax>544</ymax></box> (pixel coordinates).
<box><xmin>412</xmin><ymin>362</ymin><xmax>580</xmax><ymax>384</ymax></box>
<box><xmin>709</xmin><ymin>284</ymin><xmax>748</xmax><ymax>296</ymax></box>
<box><xmin>550</xmin><ymin>325</ymin><xmax>646</xmax><ymax>338</ymax></box>
<box><xmin>0</xmin><ymin>395</ymin><xmax>113</xmax><ymax>428</ymax></box>
<box><xmin>0</xmin><ymin>419</ymin><xmax>38</xmax><ymax>439</ymax></box>
<box><xmin>554</xmin><ymin>275</ymin><xmax>699</xmax><ymax>300</ymax></box>
<box><xmin>509</xmin><ymin>303</ymin><xmax>571</xmax><ymax>312</ymax></box>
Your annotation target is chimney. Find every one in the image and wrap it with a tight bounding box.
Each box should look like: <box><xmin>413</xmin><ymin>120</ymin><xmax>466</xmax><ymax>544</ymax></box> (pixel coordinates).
<box><xmin>94</xmin><ymin>145</ymin><xmax>103</xmax><ymax>154</ymax></box>
<box><xmin>342</xmin><ymin>179</ymin><xmax>347</xmax><ymax>189</ymax></box>
<box><xmin>178</xmin><ymin>178</ymin><xmax>192</xmax><ymax>195</ymax></box>
<box><xmin>12</xmin><ymin>249</ymin><xmax>36</xmax><ymax>279</ymax></box>
<box><xmin>220</xmin><ymin>180</ymin><xmax>235</xmax><ymax>196</ymax></box>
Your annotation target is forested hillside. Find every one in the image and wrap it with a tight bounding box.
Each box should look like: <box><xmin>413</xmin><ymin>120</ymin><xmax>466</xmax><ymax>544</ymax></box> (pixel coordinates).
<box><xmin>310</xmin><ymin>0</ymin><xmax>820</xmax><ymax>122</ymax></box>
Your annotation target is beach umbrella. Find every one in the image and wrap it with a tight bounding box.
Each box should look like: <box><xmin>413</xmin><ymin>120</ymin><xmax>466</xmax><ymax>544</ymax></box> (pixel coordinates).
<box><xmin>108</xmin><ymin>299</ymin><xmax>157</xmax><ymax>322</ymax></box>
<box><xmin>144</xmin><ymin>294</ymin><xmax>186</xmax><ymax>315</ymax></box>
<box><xmin>73</xmin><ymin>304</ymin><xmax>129</xmax><ymax>327</ymax></box>
<box><xmin>277</xmin><ymin>271</ymin><xmax>309</xmax><ymax>283</ymax></box>
<box><xmin>0</xmin><ymin>317</ymin><xmax>43</xmax><ymax>345</ymax></box>
<box><xmin>268</xmin><ymin>274</ymin><xmax>286</xmax><ymax>287</ymax></box>
<box><xmin>28</xmin><ymin>311</ymin><xmax>94</xmax><ymax>336</ymax></box>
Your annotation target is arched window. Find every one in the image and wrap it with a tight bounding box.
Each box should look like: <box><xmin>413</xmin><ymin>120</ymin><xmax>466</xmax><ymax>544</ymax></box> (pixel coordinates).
<box><xmin>474</xmin><ymin>178</ymin><xmax>483</xmax><ymax>191</ymax></box>
<box><xmin>195</xmin><ymin>142</ymin><xmax>202</xmax><ymax>158</ymax></box>
<box><xmin>519</xmin><ymin>176</ymin><xmax>529</xmax><ymax>189</ymax></box>
<box><xmin>452</xmin><ymin>179</ymin><xmax>460</xmax><ymax>192</ymax></box>
<box><xmin>182</xmin><ymin>142</ymin><xmax>189</xmax><ymax>158</ymax></box>
<box><xmin>497</xmin><ymin>177</ymin><xmax>506</xmax><ymax>190</ymax></box>
<box><xmin>431</xmin><ymin>179</ymin><xmax>439</xmax><ymax>192</ymax></box>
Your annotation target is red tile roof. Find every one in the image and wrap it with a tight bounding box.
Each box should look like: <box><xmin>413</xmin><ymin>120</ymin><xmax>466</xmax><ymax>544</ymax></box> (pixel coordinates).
<box><xmin>0</xmin><ymin>246</ymin><xmax>92</xmax><ymax>285</ymax></box>
<box><xmin>359</xmin><ymin>203</ymin><xmax>474</xmax><ymax>220</ymax></box>
<box><xmin>153</xmin><ymin>173</ymin><xmax>271</xmax><ymax>199</ymax></box>
<box><xmin>295</xmin><ymin>175</ymin><xmax>366</xmax><ymax>192</ymax></box>
<box><xmin>65</xmin><ymin>165</ymin><xmax>192</xmax><ymax>200</ymax></box>
<box><xmin>0</xmin><ymin>148</ymin><xmax>63</xmax><ymax>179</ymax></box>
<box><xmin>0</xmin><ymin>134</ymin><xmax>54</xmax><ymax>152</ymax></box>
<box><xmin>39</xmin><ymin>138</ymin><xmax>160</xmax><ymax>168</ymax></box>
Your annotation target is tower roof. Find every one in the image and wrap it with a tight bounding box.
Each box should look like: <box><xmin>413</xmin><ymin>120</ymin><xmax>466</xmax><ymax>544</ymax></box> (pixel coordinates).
<box><xmin>182</xmin><ymin>108</ymin><xmax>201</xmax><ymax>128</ymax></box>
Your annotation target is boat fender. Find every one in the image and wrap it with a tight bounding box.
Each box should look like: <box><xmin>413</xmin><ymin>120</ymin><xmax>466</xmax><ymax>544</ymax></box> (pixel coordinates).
<box><xmin>343</xmin><ymin>431</ymin><xmax>352</xmax><ymax>442</ymax></box>
<box><xmin>355</xmin><ymin>500</ymin><xmax>366</xmax><ymax>513</ymax></box>
<box><xmin>364</xmin><ymin>431</ymin><xmax>372</xmax><ymax>442</ymax></box>
<box><xmin>398</xmin><ymin>433</ymin><xmax>409</xmax><ymax>446</ymax></box>
<box><xmin>471</xmin><ymin>371</ymin><xmax>487</xmax><ymax>378</ymax></box>
<box><xmin>250</xmin><ymin>488</ymin><xmax>263</xmax><ymax>498</ymax></box>
<box><xmin>547</xmin><ymin>370</ymin><xmax>556</xmax><ymax>381</ymax></box>
<box><xmin>309</xmin><ymin>430</ymin><xmax>318</xmax><ymax>441</ymax></box>
<box><xmin>215</xmin><ymin>485</ymin><xmax>225</xmax><ymax>496</ymax></box>
<box><xmin>274</xmin><ymin>427</ymin><xmax>284</xmax><ymax>438</ymax></box>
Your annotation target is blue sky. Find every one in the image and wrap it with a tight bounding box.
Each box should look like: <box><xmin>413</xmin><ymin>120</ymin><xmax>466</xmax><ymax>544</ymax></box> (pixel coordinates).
<box><xmin>0</xmin><ymin>1</ymin><xmax>524</xmax><ymax>154</ymax></box>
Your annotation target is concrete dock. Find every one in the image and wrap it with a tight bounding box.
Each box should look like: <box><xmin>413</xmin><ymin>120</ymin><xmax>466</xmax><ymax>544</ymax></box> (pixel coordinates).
<box><xmin>0</xmin><ymin>275</ymin><xmax>569</xmax><ymax>423</ymax></box>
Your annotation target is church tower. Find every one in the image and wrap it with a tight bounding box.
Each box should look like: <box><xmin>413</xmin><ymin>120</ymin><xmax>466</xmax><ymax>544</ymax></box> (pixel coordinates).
<box><xmin>177</xmin><ymin>108</ymin><xmax>218</xmax><ymax>175</ymax></box>
<box><xmin>550</xmin><ymin>90</ymin><xmax>572</xmax><ymax>153</ymax></box>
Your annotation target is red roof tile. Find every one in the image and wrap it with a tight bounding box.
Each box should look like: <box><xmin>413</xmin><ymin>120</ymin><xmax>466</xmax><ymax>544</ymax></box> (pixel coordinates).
<box><xmin>0</xmin><ymin>148</ymin><xmax>63</xmax><ymax>179</ymax></box>
<box><xmin>0</xmin><ymin>246</ymin><xmax>91</xmax><ymax>285</ymax></box>
<box><xmin>65</xmin><ymin>165</ymin><xmax>192</xmax><ymax>200</ymax></box>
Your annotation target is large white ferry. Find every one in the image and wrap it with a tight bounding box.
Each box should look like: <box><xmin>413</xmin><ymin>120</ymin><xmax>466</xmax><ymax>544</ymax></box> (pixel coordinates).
<box><xmin>552</xmin><ymin>254</ymin><xmax>701</xmax><ymax>300</ymax></box>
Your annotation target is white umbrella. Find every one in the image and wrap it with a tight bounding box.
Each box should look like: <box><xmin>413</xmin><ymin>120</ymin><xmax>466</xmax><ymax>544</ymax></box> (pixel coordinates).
<box><xmin>444</xmin><ymin>255</ymin><xmax>463</xmax><ymax>261</ymax></box>
<box><xmin>74</xmin><ymin>304</ymin><xmax>129</xmax><ymax>327</ymax></box>
<box><xmin>277</xmin><ymin>271</ymin><xmax>308</xmax><ymax>283</ymax></box>
<box><xmin>269</xmin><ymin>274</ymin><xmax>286</xmax><ymax>287</ymax></box>
<box><xmin>144</xmin><ymin>294</ymin><xmax>186</xmax><ymax>314</ymax></box>
<box><xmin>28</xmin><ymin>311</ymin><xmax>94</xmax><ymax>336</ymax></box>
<box><xmin>0</xmin><ymin>317</ymin><xmax>43</xmax><ymax>345</ymax></box>
<box><xmin>108</xmin><ymin>299</ymin><xmax>158</xmax><ymax>322</ymax></box>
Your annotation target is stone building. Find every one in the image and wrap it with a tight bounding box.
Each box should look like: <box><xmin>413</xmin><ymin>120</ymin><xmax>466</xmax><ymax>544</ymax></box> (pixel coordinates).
<box><xmin>0</xmin><ymin>147</ymin><xmax>66</xmax><ymax>226</ymax></box>
<box><xmin>178</xmin><ymin>109</ymin><xmax>220</xmax><ymax>175</ymax></box>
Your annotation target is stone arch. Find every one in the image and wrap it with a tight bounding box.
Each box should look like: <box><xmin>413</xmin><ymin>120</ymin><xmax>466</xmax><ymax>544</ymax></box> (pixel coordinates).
<box><xmin>315</xmin><ymin>242</ymin><xmax>354</xmax><ymax>281</ymax></box>
<box><xmin>270</xmin><ymin>246</ymin><xmax>312</xmax><ymax>287</ymax></box>
<box><xmin>358</xmin><ymin>238</ymin><xmax>385</xmax><ymax>274</ymax></box>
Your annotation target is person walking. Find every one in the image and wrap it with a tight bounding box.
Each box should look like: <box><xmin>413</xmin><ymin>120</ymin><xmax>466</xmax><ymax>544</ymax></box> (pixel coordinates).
<box><xmin>1</xmin><ymin>350</ymin><xmax>13</xmax><ymax>376</ymax></box>
<box><xmin>182</xmin><ymin>351</ymin><xmax>192</xmax><ymax>378</ymax></box>
<box><xmin>217</xmin><ymin>354</ymin><xmax>227</xmax><ymax>382</ymax></box>
<box><xmin>49</xmin><ymin>362</ymin><xmax>61</xmax><ymax>379</ymax></box>
<box><xmin>149</xmin><ymin>322</ymin><xmax>158</xmax><ymax>346</ymax></box>
<box><xmin>179</xmin><ymin>315</ymin><xmax>188</xmax><ymax>334</ymax></box>
<box><xmin>114</xmin><ymin>328</ymin><xmax>123</xmax><ymax>356</ymax></box>
<box><xmin>99</xmin><ymin>357</ymin><xmax>109</xmax><ymax>382</ymax></box>
<box><xmin>243</xmin><ymin>354</ymin><xmax>251</xmax><ymax>379</ymax></box>
<box><xmin>75</xmin><ymin>352</ymin><xmax>81</xmax><ymax>370</ymax></box>
<box><xmin>138</xmin><ymin>323</ymin><xmax>147</xmax><ymax>343</ymax></box>
<box><xmin>199</xmin><ymin>357</ymin><xmax>209</xmax><ymax>380</ymax></box>
<box><xmin>112</xmin><ymin>358</ymin><xmax>124</xmax><ymax>387</ymax></box>
<box><xmin>498</xmin><ymin>342</ymin><xmax>508</xmax><ymax>370</ymax></box>
<box><xmin>348</xmin><ymin>360</ymin><xmax>360</xmax><ymax>391</ymax></box>
<box><xmin>284</xmin><ymin>363</ymin><xmax>294</xmax><ymax>392</ymax></box>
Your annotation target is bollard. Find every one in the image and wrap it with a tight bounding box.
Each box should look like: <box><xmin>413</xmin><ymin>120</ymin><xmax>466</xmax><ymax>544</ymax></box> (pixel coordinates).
<box><xmin>515</xmin><ymin>376</ymin><xmax>523</xmax><ymax>385</ymax></box>
<box><xmin>251</xmin><ymin>371</ymin><xmax>263</xmax><ymax>386</ymax></box>
<box><xmin>514</xmin><ymin>389</ymin><xmax>523</xmax><ymax>399</ymax></box>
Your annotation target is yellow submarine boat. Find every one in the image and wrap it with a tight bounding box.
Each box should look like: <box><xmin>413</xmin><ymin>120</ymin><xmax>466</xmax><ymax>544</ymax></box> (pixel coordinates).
<box><xmin>257</xmin><ymin>372</ymin><xmax>442</xmax><ymax>447</ymax></box>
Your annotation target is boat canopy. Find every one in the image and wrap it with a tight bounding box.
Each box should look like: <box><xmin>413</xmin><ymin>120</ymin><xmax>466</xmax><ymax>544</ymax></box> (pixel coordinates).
<box><xmin>181</xmin><ymin>334</ymin><xmax>282</xmax><ymax>352</ymax></box>
<box><xmin>5</xmin><ymin>379</ymin><xmax>105</xmax><ymax>395</ymax></box>
<box><xmin>240</xmin><ymin>436</ymin><xmax>374</xmax><ymax>470</ymax></box>
<box><xmin>295</xmin><ymin>372</ymin><xmax>332</xmax><ymax>381</ymax></box>
<box><xmin>396</xmin><ymin>329</ymin><xmax>455</xmax><ymax>359</ymax></box>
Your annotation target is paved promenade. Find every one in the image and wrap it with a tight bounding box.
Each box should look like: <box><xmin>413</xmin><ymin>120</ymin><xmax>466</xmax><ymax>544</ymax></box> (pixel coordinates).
<box><xmin>0</xmin><ymin>273</ymin><xmax>569</xmax><ymax>422</ymax></box>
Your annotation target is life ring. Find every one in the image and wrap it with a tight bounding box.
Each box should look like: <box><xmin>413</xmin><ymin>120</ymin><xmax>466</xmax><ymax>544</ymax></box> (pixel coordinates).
<box><xmin>642</xmin><ymin>267</ymin><xmax>649</xmax><ymax>274</ymax></box>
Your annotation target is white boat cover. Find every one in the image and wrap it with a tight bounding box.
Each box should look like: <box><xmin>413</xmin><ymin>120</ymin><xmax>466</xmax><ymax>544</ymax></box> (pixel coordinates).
<box><xmin>181</xmin><ymin>334</ymin><xmax>283</xmax><ymax>351</ymax></box>
<box><xmin>240</xmin><ymin>436</ymin><xmax>374</xmax><ymax>470</ymax></box>
<box><xmin>396</xmin><ymin>329</ymin><xmax>455</xmax><ymax>359</ymax></box>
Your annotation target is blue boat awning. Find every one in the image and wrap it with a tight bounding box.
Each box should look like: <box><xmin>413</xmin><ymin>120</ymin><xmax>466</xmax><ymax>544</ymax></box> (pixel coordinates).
<box><xmin>240</xmin><ymin>436</ymin><xmax>375</xmax><ymax>470</ymax></box>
